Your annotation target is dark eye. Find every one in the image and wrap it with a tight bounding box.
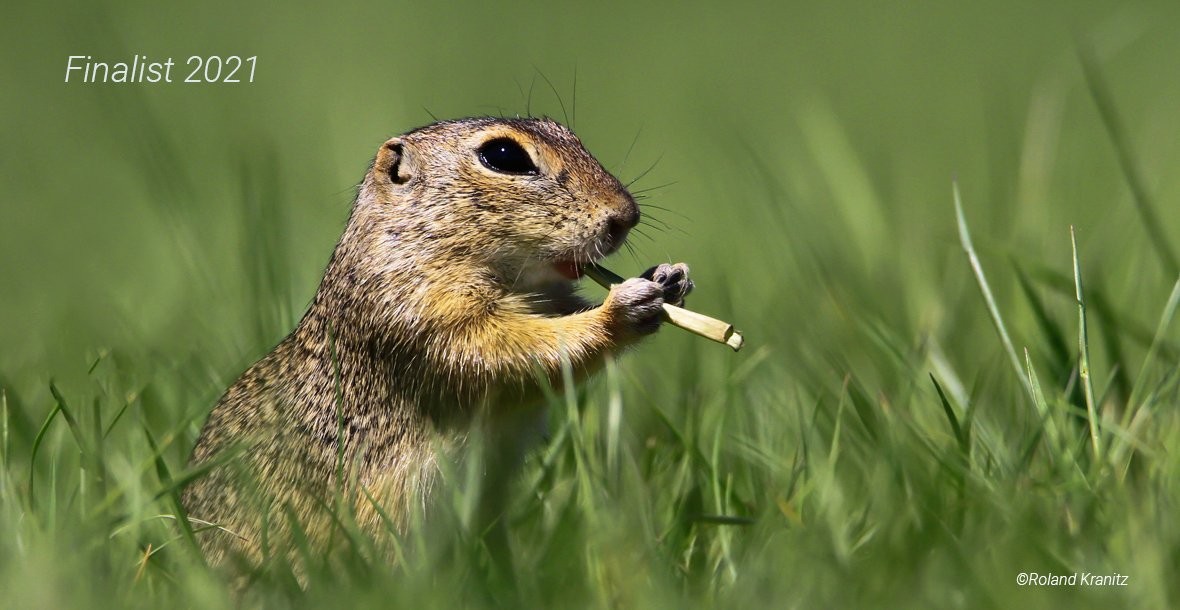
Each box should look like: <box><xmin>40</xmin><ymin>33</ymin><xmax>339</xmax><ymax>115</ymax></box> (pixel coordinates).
<box><xmin>478</xmin><ymin>138</ymin><xmax>539</xmax><ymax>175</ymax></box>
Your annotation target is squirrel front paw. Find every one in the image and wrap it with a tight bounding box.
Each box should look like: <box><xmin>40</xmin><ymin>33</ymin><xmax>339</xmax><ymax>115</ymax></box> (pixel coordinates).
<box><xmin>603</xmin><ymin>263</ymin><xmax>693</xmax><ymax>338</ymax></box>
<box><xmin>641</xmin><ymin>262</ymin><xmax>693</xmax><ymax>307</ymax></box>
<box><xmin>604</xmin><ymin>278</ymin><xmax>665</xmax><ymax>337</ymax></box>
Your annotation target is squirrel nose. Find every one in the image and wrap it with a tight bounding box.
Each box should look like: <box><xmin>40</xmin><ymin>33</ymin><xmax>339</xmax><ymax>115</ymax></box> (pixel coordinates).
<box><xmin>606</xmin><ymin>198</ymin><xmax>639</xmax><ymax>246</ymax></box>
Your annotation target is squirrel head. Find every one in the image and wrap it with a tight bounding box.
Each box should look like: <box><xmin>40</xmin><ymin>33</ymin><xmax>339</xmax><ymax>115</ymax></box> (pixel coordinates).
<box><xmin>356</xmin><ymin>117</ymin><xmax>639</xmax><ymax>285</ymax></box>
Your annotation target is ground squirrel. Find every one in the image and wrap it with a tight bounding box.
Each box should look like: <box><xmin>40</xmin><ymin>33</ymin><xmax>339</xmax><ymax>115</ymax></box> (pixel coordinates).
<box><xmin>181</xmin><ymin>117</ymin><xmax>692</xmax><ymax>568</ymax></box>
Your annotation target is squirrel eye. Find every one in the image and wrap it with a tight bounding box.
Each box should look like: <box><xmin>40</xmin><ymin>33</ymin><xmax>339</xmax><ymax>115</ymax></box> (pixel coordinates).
<box><xmin>478</xmin><ymin>138</ymin><xmax>539</xmax><ymax>175</ymax></box>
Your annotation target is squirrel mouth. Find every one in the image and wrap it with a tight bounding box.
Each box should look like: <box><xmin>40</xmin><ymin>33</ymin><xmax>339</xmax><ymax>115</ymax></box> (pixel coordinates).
<box><xmin>552</xmin><ymin>229</ymin><xmax>625</xmax><ymax>281</ymax></box>
<box><xmin>553</xmin><ymin>260</ymin><xmax>584</xmax><ymax>280</ymax></box>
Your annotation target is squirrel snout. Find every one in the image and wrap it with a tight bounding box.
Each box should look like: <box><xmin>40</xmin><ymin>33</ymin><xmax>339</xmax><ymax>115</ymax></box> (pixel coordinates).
<box><xmin>606</xmin><ymin>200</ymin><xmax>639</xmax><ymax>249</ymax></box>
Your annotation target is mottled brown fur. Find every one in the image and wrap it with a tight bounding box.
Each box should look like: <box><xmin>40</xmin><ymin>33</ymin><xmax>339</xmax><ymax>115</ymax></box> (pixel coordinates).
<box><xmin>181</xmin><ymin>117</ymin><xmax>691</xmax><ymax>568</ymax></box>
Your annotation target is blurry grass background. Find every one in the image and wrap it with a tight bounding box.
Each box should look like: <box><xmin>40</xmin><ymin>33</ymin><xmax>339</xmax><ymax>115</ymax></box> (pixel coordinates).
<box><xmin>3</xmin><ymin>0</ymin><xmax>1180</xmax><ymax>607</ymax></box>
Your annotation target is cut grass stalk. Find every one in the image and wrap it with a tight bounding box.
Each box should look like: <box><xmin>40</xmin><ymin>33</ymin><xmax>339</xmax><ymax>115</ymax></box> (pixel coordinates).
<box><xmin>583</xmin><ymin>263</ymin><xmax>744</xmax><ymax>351</ymax></box>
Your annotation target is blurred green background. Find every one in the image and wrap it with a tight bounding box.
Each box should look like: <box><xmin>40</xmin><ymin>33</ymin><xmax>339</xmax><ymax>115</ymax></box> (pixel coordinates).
<box><xmin>5</xmin><ymin>0</ymin><xmax>1179</xmax><ymax>373</ymax></box>
<box><xmin>3</xmin><ymin>0</ymin><xmax>1180</xmax><ymax>608</ymax></box>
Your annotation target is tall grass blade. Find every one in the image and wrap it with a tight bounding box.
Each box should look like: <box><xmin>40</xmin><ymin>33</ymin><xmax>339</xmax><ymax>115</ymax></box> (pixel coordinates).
<box><xmin>142</xmin><ymin>423</ymin><xmax>203</xmax><ymax>562</ymax></box>
<box><xmin>48</xmin><ymin>382</ymin><xmax>89</xmax><ymax>459</ymax></box>
<box><xmin>1070</xmin><ymin>227</ymin><xmax>1102</xmax><ymax>459</ymax></box>
<box><xmin>103</xmin><ymin>396</ymin><xmax>133</xmax><ymax>439</ymax></box>
<box><xmin>1024</xmin><ymin>349</ymin><xmax>1062</xmax><ymax>458</ymax></box>
<box><xmin>29</xmin><ymin>400</ymin><xmax>63</xmax><ymax>508</ymax></box>
<box><xmin>1076</xmin><ymin>43</ymin><xmax>1179</xmax><ymax>277</ymax></box>
<box><xmin>1012</xmin><ymin>262</ymin><xmax>1072</xmax><ymax>382</ymax></box>
<box><xmin>954</xmin><ymin>183</ymin><xmax>1034</xmax><ymax>400</ymax></box>
<box><xmin>929</xmin><ymin>374</ymin><xmax>967</xmax><ymax>454</ymax></box>
<box><xmin>1022</xmin><ymin>260</ymin><xmax>1180</xmax><ymax>358</ymax></box>
<box><xmin>1</xmin><ymin>390</ymin><xmax>8</xmax><ymax>469</ymax></box>
<box><xmin>1127</xmin><ymin>275</ymin><xmax>1180</xmax><ymax>410</ymax></box>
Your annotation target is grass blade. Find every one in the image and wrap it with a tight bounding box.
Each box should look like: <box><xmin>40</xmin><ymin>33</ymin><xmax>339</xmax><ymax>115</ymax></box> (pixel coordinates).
<box><xmin>1070</xmin><ymin>227</ymin><xmax>1101</xmax><ymax>459</ymax></box>
<box><xmin>1076</xmin><ymin>42</ymin><xmax>1179</xmax><ymax>277</ymax></box>
<box><xmin>1024</xmin><ymin>349</ymin><xmax>1062</xmax><ymax>458</ymax></box>
<box><xmin>930</xmin><ymin>374</ymin><xmax>967</xmax><ymax>455</ymax></box>
<box><xmin>1012</xmin><ymin>261</ymin><xmax>1072</xmax><ymax>383</ymax></box>
<box><xmin>103</xmin><ymin>396</ymin><xmax>133</xmax><ymax>439</ymax></box>
<box><xmin>954</xmin><ymin>183</ymin><xmax>1034</xmax><ymax>401</ymax></box>
<box><xmin>48</xmin><ymin>382</ymin><xmax>89</xmax><ymax>459</ymax></box>
<box><xmin>142</xmin><ymin>423</ymin><xmax>203</xmax><ymax>562</ymax></box>
<box><xmin>28</xmin><ymin>401</ymin><xmax>63</xmax><ymax>508</ymax></box>
<box><xmin>1022</xmin><ymin>260</ymin><xmax>1180</xmax><ymax>359</ymax></box>
<box><xmin>1</xmin><ymin>390</ymin><xmax>8</xmax><ymax>469</ymax></box>
<box><xmin>1127</xmin><ymin>275</ymin><xmax>1180</xmax><ymax>410</ymax></box>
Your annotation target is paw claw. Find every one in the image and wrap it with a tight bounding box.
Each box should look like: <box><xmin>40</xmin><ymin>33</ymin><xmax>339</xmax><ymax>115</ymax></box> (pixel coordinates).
<box><xmin>641</xmin><ymin>263</ymin><xmax>693</xmax><ymax>307</ymax></box>
<box><xmin>607</xmin><ymin>263</ymin><xmax>694</xmax><ymax>337</ymax></box>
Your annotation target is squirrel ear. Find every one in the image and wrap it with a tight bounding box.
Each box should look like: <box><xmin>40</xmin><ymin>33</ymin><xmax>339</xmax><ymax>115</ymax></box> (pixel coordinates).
<box><xmin>375</xmin><ymin>138</ymin><xmax>411</xmax><ymax>185</ymax></box>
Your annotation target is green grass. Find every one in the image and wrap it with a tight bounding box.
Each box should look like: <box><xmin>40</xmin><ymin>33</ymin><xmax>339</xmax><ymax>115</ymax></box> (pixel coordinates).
<box><xmin>4</xmin><ymin>0</ymin><xmax>1180</xmax><ymax>607</ymax></box>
